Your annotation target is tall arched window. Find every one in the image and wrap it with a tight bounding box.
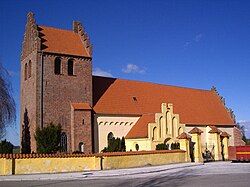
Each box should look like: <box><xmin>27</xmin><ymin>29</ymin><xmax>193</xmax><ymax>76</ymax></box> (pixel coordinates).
<box><xmin>28</xmin><ymin>60</ymin><xmax>32</xmax><ymax>78</ymax></box>
<box><xmin>24</xmin><ymin>63</ymin><xmax>28</xmax><ymax>80</ymax></box>
<box><xmin>153</xmin><ymin>127</ymin><xmax>157</xmax><ymax>141</ymax></box>
<box><xmin>68</xmin><ymin>59</ymin><xmax>74</xmax><ymax>75</ymax></box>
<box><xmin>178</xmin><ymin>127</ymin><xmax>183</xmax><ymax>136</ymax></box>
<box><xmin>54</xmin><ymin>57</ymin><xmax>61</xmax><ymax>75</ymax></box>
<box><xmin>60</xmin><ymin>132</ymin><xmax>67</xmax><ymax>152</ymax></box>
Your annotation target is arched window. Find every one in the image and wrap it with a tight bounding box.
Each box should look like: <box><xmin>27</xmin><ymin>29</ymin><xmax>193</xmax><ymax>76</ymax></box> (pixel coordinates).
<box><xmin>153</xmin><ymin>127</ymin><xmax>157</xmax><ymax>141</ymax></box>
<box><xmin>107</xmin><ymin>132</ymin><xmax>114</xmax><ymax>147</ymax></box>
<box><xmin>172</xmin><ymin>117</ymin><xmax>178</xmax><ymax>136</ymax></box>
<box><xmin>135</xmin><ymin>144</ymin><xmax>139</xmax><ymax>151</ymax></box>
<box><xmin>82</xmin><ymin>118</ymin><xmax>84</xmax><ymax>125</ymax></box>
<box><xmin>178</xmin><ymin>127</ymin><xmax>183</xmax><ymax>135</ymax></box>
<box><xmin>79</xmin><ymin>142</ymin><xmax>84</xmax><ymax>152</ymax></box>
<box><xmin>54</xmin><ymin>57</ymin><xmax>61</xmax><ymax>75</ymax></box>
<box><xmin>60</xmin><ymin>132</ymin><xmax>67</xmax><ymax>152</ymax></box>
<box><xmin>159</xmin><ymin>117</ymin><xmax>162</xmax><ymax>138</ymax></box>
<box><xmin>24</xmin><ymin>63</ymin><xmax>28</xmax><ymax>80</ymax></box>
<box><xmin>28</xmin><ymin>60</ymin><xmax>32</xmax><ymax>78</ymax></box>
<box><xmin>68</xmin><ymin>59</ymin><xmax>74</xmax><ymax>75</ymax></box>
<box><xmin>107</xmin><ymin>132</ymin><xmax>114</xmax><ymax>141</ymax></box>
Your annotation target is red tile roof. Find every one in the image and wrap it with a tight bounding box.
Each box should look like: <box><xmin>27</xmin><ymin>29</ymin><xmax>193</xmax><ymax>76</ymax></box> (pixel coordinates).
<box><xmin>125</xmin><ymin>114</ymin><xmax>155</xmax><ymax>139</ymax></box>
<box><xmin>177</xmin><ymin>132</ymin><xmax>192</xmax><ymax>139</ymax></box>
<box><xmin>71</xmin><ymin>103</ymin><xmax>91</xmax><ymax>110</ymax></box>
<box><xmin>221</xmin><ymin>131</ymin><xmax>230</xmax><ymax>137</ymax></box>
<box><xmin>38</xmin><ymin>26</ymin><xmax>90</xmax><ymax>57</ymax></box>
<box><xmin>189</xmin><ymin>127</ymin><xmax>203</xmax><ymax>134</ymax></box>
<box><xmin>208</xmin><ymin>125</ymin><xmax>222</xmax><ymax>134</ymax></box>
<box><xmin>93</xmin><ymin>76</ymin><xmax>235</xmax><ymax>126</ymax></box>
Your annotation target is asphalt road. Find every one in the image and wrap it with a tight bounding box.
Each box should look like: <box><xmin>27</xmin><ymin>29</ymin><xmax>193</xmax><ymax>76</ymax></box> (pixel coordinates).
<box><xmin>1</xmin><ymin>162</ymin><xmax>250</xmax><ymax>187</ymax></box>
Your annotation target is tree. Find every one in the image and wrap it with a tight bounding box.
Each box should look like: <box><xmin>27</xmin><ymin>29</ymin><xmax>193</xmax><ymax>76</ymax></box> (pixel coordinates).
<box><xmin>102</xmin><ymin>136</ymin><xmax>126</xmax><ymax>152</ymax></box>
<box><xmin>236</xmin><ymin>123</ymin><xmax>248</xmax><ymax>143</ymax></box>
<box><xmin>0</xmin><ymin>139</ymin><xmax>13</xmax><ymax>154</ymax></box>
<box><xmin>171</xmin><ymin>142</ymin><xmax>180</xmax><ymax>150</ymax></box>
<box><xmin>156</xmin><ymin>143</ymin><xmax>168</xmax><ymax>150</ymax></box>
<box><xmin>121</xmin><ymin>137</ymin><xmax>126</xmax><ymax>152</ymax></box>
<box><xmin>21</xmin><ymin>108</ymin><xmax>31</xmax><ymax>153</ymax></box>
<box><xmin>0</xmin><ymin>63</ymin><xmax>16</xmax><ymax>139</ymax></box>
<box><xmin>35</xmin><ymin>123</ymin><xmax>62</xmax><ymax>153</ymax></box>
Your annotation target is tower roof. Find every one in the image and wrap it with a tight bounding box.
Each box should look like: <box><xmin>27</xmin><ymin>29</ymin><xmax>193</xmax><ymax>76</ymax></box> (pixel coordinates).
<box><xmin>38</xmin><ymin>26</ymin><xmax>91</xmax><ymax>57</ymax></box>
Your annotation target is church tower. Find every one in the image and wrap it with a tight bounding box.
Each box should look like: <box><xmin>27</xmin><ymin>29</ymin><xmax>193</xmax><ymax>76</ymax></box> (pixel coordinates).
<box><xmin>20</xmin><ymin>12</ymin><xmax>93</xmax><ymax>153</ymax></box>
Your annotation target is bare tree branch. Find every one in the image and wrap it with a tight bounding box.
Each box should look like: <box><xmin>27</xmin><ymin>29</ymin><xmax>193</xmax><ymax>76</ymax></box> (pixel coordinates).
<box><xmin>0</xmin><ymin>62</ymin><xmax>16</xmax><ymax>139</ymax></box>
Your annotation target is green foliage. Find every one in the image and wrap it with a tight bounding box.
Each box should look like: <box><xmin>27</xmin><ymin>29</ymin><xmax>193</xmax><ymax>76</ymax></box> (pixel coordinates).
<box><xmin>156</xmin><ymin>142</ymin><xmax>180</xmax><ymax>150</ymax></box>
<box><xmin>0</xmin><ymin>139</ymin><xmax>13</xmax><ymax>154</ymax></box>
<box><xmin>171</xmin><ymin>142</ymin><xmax>180</xmax><ymax>150</ymax></box>
<box><xmin>21</xmin><ymin>108</ymin><xmax>31</xmax><ymax>153</ymax></box>
<box><xmin>35</xmin><ymin>123</ymin><xmax>62</xmax><ymax>153</ymax></box>
<box><xmin>156</xmin><ymin>143</ymin><xmax>168</xmax><ymax>150</ymax></box>
<box><xmin>102</xmin><ymin>136</ymin><xmax>126</xmax><ymax>152</ymax></box>
<box><xmin>121</xmin><ymin>137</ymin><xmax>126</xmax><ymax>152</ymax></box>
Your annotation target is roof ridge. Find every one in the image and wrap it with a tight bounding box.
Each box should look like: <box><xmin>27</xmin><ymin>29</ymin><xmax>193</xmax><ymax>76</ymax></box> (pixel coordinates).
<box><xmin>93</xmin><ymin>75</ymin><xmax>212</xmax><ymax>92</ymax></box>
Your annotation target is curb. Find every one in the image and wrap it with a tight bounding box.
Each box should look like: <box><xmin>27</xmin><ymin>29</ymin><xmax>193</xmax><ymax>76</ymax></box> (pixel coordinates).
<box><xmin>82</xmin><ymin>163</ymin><xmax>204</xmax><ymax>179</ymax></box>
<box><xmin>0</xmin><ymin>163</ymin><xmax>204</xmax><ymax>181</ymax></box>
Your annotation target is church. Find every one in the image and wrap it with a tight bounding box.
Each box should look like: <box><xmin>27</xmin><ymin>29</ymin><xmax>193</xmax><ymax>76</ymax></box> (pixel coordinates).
<box><xmin>20</xmin><ymin>12</ymin><xmax>244</xmax><ymax>159</ymax></box>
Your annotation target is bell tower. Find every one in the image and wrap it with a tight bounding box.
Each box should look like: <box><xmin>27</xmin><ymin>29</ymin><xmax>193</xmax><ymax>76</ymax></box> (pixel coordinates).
<box><xmin>20</xmin><ymin>12</ymin><xmax>93</xmax><ymax>153</ymax></box>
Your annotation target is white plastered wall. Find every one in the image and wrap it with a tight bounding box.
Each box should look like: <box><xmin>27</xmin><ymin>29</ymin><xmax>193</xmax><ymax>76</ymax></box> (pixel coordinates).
<box><xmin>94</xmin><ymin>115</ymin><xmax>140</xmax><ymax>152</ymax></box>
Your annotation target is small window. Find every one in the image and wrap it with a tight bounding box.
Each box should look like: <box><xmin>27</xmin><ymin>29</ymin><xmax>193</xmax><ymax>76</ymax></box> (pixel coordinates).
<box><xmin>82</xmin><ymin>118</ymin><xmax>84</xmax><ymax>125</ymax></box>
<box><xmin>68</xmin><ymin>59</ymin><xmax>74</xmax><ymax>75</ymax></box>
<box><xmin>54</xmin><ymin>57</ymin><xmax>61</xmax><ymax>75</ymax></box>
<box><xmin>28</xmin><ymin>60</ymin><xmax>32</xmax><ymax>78</ymax></box>
<box><xmin>79</xmin><ymin>142</ymin><xmax>84</xmax><ymax>152</ymax></box>
<box><xmin>24</xmin><ymin>63</ymin><xmax>28</xmax><ymax>80</ymax></box>
<box><xmin>135</xmin><ymin>144</ymin><xmax>139</xmax><ymax>151</ymax></box>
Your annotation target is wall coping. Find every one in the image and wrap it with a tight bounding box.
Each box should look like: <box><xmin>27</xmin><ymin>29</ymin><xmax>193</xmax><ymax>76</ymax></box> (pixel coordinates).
<box><xmin>97</xmin><ymin>150</ymin><xmax>185</xmax><ymax>157</ymax></box>
<box><xmin>0</xmin><ymin>150</ymin><xmax>185</xmax><ymax>159</ymax></box>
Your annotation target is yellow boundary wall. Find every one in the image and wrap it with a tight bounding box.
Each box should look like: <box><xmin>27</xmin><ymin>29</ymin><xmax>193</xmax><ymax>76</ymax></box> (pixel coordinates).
<box><xmin>0</xmin><ymin>150</ymin><xmax>186</xmax><ymax>175</ymax></box>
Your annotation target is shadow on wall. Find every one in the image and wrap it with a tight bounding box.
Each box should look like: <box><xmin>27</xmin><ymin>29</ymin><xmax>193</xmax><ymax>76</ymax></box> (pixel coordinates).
<box><xmin>92</xmin><ymin>76</ymin><xmax>116</xmax><ymax>105</ymax></box>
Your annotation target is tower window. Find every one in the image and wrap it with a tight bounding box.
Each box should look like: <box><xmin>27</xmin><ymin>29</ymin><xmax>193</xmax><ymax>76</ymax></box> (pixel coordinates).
<box><xmin>82</xmin><ymin>118</ymin><xmax>84</xmax><ymax>125</ymax></box>
<box><xmin>54</xmin><ymin>57</ymin><xmax>61</xmax><ymax>75</ymax></box>
<box><xmin>24</xmin><ymin>63</ymin><xmax>28</xmax><ymax>80</ymax></box>
<box><xmin>68</xmin><ymin>59</ymin><xmax>74</xmax><ymax>75</ymax></box>
<box><xmin>28</xmin><ymin>60</ymin><xmax>32</xmax><ymax>78</ymax></box>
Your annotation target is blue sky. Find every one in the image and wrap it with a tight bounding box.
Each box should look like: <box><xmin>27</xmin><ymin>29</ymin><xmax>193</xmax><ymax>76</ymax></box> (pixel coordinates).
<box><xmin>1</xmin><ymin>0</ymin><xmax>250</xmax><ymax>145</ymax></box>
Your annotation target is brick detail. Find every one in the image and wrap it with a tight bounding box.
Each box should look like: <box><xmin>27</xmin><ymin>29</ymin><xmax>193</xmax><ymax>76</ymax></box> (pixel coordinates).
<box><xmin>233</xmin><ymin>127</ymin><xmax>246</xmax><ymax>146</ymax></box>
<box><xmin>42</xmin><ymin>54</ymin><xmax>92</xmax><ymax>152</ymax></box>
<box><xmin>71</xmin><ymin>108</ymin><xmax>92</xmax><ymax>153</ymax></box>
<box><xmin>228</xmin><ymin>146</ymin><xmax>236</xmax><ymax>160</ymax></box>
